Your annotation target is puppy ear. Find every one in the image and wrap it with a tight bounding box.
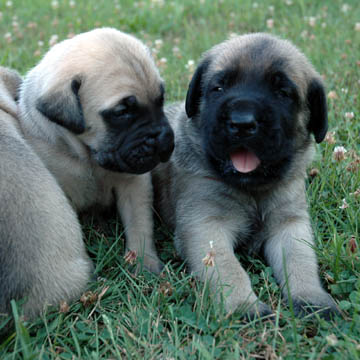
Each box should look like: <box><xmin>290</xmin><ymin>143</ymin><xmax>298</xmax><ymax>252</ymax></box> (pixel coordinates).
<box><xmin>185</xmin><ymin>58</ymin><xmax>211</xmax><ymax>119</ymax></box>
<box><xmin>0</xmin><ymin>67</ymin><xmax>22</xmax><ymax>117</ymax></box>
<box><xmin>36</xmin><ymin>76</ymin><xmax>85</xmax><ymax>134</ymax></box>
<box><xmin>306</xmin><ymin>78</ymin><xmax>328</xmax><ymax>143</ymax></box>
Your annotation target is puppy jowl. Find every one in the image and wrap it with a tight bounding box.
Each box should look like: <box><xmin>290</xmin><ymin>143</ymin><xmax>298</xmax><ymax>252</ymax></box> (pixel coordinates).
<box><xmin>153</xmin><ymin>33</ymin><xmax>338</xmax><ymax>319</ymax></box>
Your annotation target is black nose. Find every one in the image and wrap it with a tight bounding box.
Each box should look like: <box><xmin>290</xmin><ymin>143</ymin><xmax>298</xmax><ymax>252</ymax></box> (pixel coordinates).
<box><xmin>229</xmin><ymin>112</ymin><xmax>258</xmax><ymax>136</ymax></box>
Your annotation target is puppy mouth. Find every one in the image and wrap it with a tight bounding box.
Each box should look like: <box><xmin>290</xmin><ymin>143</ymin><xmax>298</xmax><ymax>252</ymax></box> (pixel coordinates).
<box><xmin>229</xmin><ymin>148</ymin><xmax>261</xmax><ymax>173</ymax></box>
<box><xmin>90</xmin><ymin>128</ymin><xmax>174</xmax><ymax>174</ymax></box>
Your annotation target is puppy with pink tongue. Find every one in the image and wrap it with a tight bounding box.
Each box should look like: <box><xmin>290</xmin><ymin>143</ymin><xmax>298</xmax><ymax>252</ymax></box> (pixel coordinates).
<box><xmin>153</xmin><ymin>33</ymin><xmax>338</xmax><ymax>320</ymax></box>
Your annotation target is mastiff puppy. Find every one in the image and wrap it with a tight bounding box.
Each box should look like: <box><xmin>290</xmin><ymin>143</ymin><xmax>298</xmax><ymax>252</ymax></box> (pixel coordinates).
<box><xmin>0</xmin><ymin>67</ymin><xmax>92</xmax><ymax>324</ymax></box>
<box><xmin>153</xmin><ymin>33</ymin><xmax>338</xmax><ymax>318</ymax></box>
<box><xmin>18</xmin><ymin>28</ymin><xmax>174</xmax><ymax>274</ymax></box>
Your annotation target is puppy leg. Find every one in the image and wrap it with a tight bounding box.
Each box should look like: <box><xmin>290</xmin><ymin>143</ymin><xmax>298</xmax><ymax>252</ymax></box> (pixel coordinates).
<box><xmin>264</xmin><ymin>210</ymin><xmax>338</xmax><ymax>319</ymax></box>
<box><xmin>116</xmin><ymin>173</ymin><xmax>163</xmax><ymax>274</ymax></box>
<box><xmin>176</xmin><ymin>206</ymin><xmax>272</xmax><ymax>317</ymax></box>
<box><xmin>0</xmin><ymin>133</ymin><xmax>93</xmax><ymax>323</ymax></box>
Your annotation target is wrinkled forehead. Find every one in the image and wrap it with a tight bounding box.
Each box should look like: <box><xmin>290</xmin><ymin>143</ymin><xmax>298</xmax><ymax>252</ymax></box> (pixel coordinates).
<box><xmin>205</xmin><ymin>36</ymin><xmax>311</xmax><ymax>98</ymax></box>
<box><xmin>49</xmin><ymin>31</ymin><xmax>163</xmax><ymax>108</ymax></box>
<box><xmin>84</xmin><ymin>55</ymin><xmax>163</xmax><ymax>109</ymax></box>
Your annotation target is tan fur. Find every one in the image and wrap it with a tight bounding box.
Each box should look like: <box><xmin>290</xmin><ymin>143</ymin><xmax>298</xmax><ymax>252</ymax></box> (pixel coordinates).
<box><xmin>18</xmin><ymin>28</ymin><xmax>168</xmax><ymax>274</ymax></box>
<box><xmin>0</xmin><ymin>67</ymin><xmax>92</xmax><ymax>323</ymax></box>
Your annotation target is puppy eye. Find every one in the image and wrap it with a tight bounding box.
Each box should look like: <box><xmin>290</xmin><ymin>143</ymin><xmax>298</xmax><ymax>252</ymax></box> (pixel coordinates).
<box><xmin>123</xmin><ymin>95</ymin><xmax>137</xmax><ymax>107</ymax></box>
<box><xmin>112</xmin><ymin>104</ymin><xmax>128</xmax><ymax>117</ymax></box>
<box><xmin>277</xmin><ymin>88</ymin><xmax>291</xmax><ymax>98</ymax></box>
<box><xmin>211</xmin><ymin>86</ymin><xmax>224</xmax><ymax>93</ymax></box>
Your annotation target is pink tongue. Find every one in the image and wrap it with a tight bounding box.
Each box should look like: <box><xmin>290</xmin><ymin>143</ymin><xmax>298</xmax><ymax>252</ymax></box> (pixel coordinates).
<box><xmin>230</xmin><ymin>149</ymin><xmax>261</xmax><ymax>173</ymax></box>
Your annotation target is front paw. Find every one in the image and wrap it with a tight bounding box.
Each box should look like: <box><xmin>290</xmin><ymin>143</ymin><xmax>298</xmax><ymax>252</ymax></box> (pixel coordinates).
<box><xmin>244</xmin><ymin>301</ymin><xmax>275</xmax><ymax>320</ymax></box>
<box><xmin>124</xmin><ymin>249</ymin><xmax>164</xmax><ymax>275</ymax></box>
<box><xmin>225</xmin><ymin>295</ymin><xmax>274</xmax><ymax>320</ymax></box>
<box><xmin>291</xmin><ymin>292</ymin><xmax>340</xmax><ymax>320</ymax></box>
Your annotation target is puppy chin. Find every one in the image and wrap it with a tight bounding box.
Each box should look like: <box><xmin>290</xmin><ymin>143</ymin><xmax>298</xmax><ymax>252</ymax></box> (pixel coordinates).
<box><xmin>92</xmin><ymin>149</ymin><xmax>153</xmax><ymax>174</ymax></box>
<box><xmin>93</xmin><ymin>122</ymin><xmax>174</xmax><ymax>174</ymax></box>
<box><xmin>92</xmin><ymin>142</ymin><xmax>173</xmax><ymax>174</ymax></box>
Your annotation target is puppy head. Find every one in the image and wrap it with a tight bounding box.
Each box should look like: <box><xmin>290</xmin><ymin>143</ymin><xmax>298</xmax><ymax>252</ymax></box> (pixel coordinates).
<box><xmin>30</xmin><ymin>28</ymin><xmax>174</xmax><ymax>174</ymax></box>
<box><xmin>185</xmin><ymin>33</ymin><xmax>327</xmax><ymax>188</ymax></box>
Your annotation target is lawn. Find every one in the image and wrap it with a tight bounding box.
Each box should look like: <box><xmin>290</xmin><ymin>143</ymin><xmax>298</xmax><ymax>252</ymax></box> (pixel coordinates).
<box><xmin>0</xmin><ymin>0</ymin><xmax>359</xmax><ymax>359</ymax></box>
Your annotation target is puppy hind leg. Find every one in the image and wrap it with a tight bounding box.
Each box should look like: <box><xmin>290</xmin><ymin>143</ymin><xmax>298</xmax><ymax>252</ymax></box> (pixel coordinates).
<box><xmin>116</xmin><ymin>173</ymin><xmax>163</xmax><ymax>274</ymax></box>
<box><xmin>0</xmin><ymin>208</ymin><xmax>93</xmax><ymax>321</ymax></box>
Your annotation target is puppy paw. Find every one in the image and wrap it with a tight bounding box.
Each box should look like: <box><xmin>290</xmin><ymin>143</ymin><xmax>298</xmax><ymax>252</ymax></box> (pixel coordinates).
<box><xmin>141</xmin><ymin>254</ymin><xmax>164</xmax><ymax>275</ymax></box>
<box><xmin>124</xmin><ymin>249</ymin><xmax>164</xmax><ymax>275</ymax></box>
<box><xmin>244</xmin><ymin>301</ymin><xmax>275</xmax><ymax>320</ymax></box>
<box><xmin>291</xmin><ymin>292</ymin><xmax>340</xmax><ymax>320</ymax></box>
<box><xmin>227</xmin><ymin>297</ymin><xmax>274</xmax><ymax>320</ymax></box>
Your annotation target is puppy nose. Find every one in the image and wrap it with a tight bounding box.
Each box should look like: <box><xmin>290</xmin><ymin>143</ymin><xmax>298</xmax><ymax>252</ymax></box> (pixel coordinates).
<box><xmin>229</xmin><ymin>112</ymin><xmax>258</xmax><ymax>136</ymax></box>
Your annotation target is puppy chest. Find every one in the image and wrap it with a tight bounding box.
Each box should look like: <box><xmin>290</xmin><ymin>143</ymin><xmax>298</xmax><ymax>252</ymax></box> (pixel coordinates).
<box><xmin>94</xmin><ymin>177</ymin><xmax>116</xmax><ymax>207</ymax></box>
<box><xmin>232</xmin><ymin>202</ymin><xmax>266</xmax><ymax>248</ymax></box>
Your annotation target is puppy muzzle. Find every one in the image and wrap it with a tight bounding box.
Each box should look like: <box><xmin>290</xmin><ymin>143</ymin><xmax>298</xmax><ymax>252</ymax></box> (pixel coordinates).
<box><xmin>93</xmin><ymin>124</ymin><xmax>174</xmax><ymax>174</ymax></box>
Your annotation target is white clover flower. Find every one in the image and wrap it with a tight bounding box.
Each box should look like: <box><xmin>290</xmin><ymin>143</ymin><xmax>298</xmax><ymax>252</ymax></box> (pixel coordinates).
<box><xmin>308</xmin><ymin>16</ymin><xmax>316</xmax><ymax>27</ymax></box>
<box><xmin>355</xmin><ymin>23</ymin><xmax>360</xmax><ymax>31</ymax></box>
<box><xmin>339</xmin><ymin>199</ymin><xmax>349</xmax><ymax>210</ymax></box>
<box><xmin>6</xmin><ymin>1</ymin><xmax>13</xmax><ymax>7</ymax></box>
<box><xmin>38</xmin><ymin>40</ymin><xmax>44</xmax><ymax>47</ymax></box>
<box><xmin>333</xmin><ymin>146</ymin><xmax>347</xmax><ymax>161</ymax></box>
<box><xmin>159</xmin><ymin>57</ymin><xmax>167</xmax><ymax>66</ymax></box>
<box><xmin>4</xmin><ymin>32</ymin><xmax>12</xmax><ymax>43</ymax></box>
<box><xmin>69</xmin><ymin>0</ymin><xmax>76</xmax><ymax>8</ymax></box>
<box><xmin>327</xmin><ymin>91</ymin><xmax>337</xmax><ymax>99</ymax></box>
<box><xmin>151</xmin><ymin>0</ymin><xmax>164</xmax><ymax>7</ymax></box>
<box><xmin>266</xmin><ymin>19</ymin><xmax>274</xmax><ymax>29</ymax></box>
<box><xmin>49</xmin><ymin>34</ymin><xmax>59</xmax><ymax>47</ymax></box>
<box><xmin>350</xmin><ymin>189</ymin><xmax>360</xmax><ymax>197</ymax></box>
<box><xmin>228</xmin><ymin>32</ymin><xmax>238</xmax><ymax>39</ymax></box>
<box><xmin>51</xmin><ymin>1</ymin><xmax>59</xmax><ymax>9</ymax></box>
<box><xmin>325</xmin><ymin>131</ymin><xmax>336</xmax><ymax>144</ymax></box>
<box><xmin>345</xmin><ymin>112</ymin><xmax>354</xmax><ymax>119</ymax></box>
<box><xmin>341</xmin><ymin>4</ymin><xmax>350</xmax><ymax>13</ymax></box>
<box><xmin>202</xmin><ymin>251</ymin><xmax>215</xmax><ymax>267</ymax></box>
<box><xmin>326</xmin><ymin>334</ymin><xmax>339</xmax><ymax>346</ymax></box>
<box><xmin>154</xmin><ymin>39</ymin><xmax>163</xmax><ymax>49</ymax></box>
<box><xmin>124</xmin><ymin>250</ymin><xmax>137</xmax><ymax>265</ymax></box>
<box><xmin>185</xmin><ymin>59</ymin><xmax>195</xmax><ymax>72</ymax></box>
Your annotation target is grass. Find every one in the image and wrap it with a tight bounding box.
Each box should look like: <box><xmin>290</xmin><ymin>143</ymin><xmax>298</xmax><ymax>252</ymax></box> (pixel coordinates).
<box><xmin>0</xmin><ymin>0</ymin><xmax>359</xmax><ymax>358</ymax></box>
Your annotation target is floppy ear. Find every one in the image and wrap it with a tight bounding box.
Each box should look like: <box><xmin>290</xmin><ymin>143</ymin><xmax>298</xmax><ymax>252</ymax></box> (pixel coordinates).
<box><xmin>185</xmin><ymin>58</ymin><xmax>211</xmax><ymax>119</ymax></box>
<box><xmin>36</xmin><ymin>76</ymin><xmax>85</xmax><ymax>134</ymax></box>
<box><xmin>0</xmin><ymin>67</ymin><xmax>22</xmax><ymax>117</ymax></box>
<box><xmin>306</xmin><ymin>78</ymin><xmax>328</xmax><ymax>143</ymax></box>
